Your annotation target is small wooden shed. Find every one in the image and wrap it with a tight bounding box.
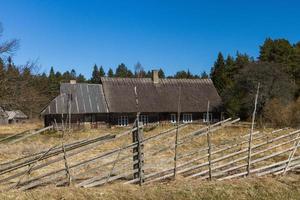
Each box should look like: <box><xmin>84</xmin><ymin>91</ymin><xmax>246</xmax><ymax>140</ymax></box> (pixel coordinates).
<box><xmin>5</xmin><ymin>110</ymin><xmax>28</xmax><ymax>124</ymax></box>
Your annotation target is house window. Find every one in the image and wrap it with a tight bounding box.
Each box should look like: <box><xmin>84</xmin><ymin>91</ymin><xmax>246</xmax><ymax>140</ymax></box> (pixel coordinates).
<box><xmin>183</xmin><ymin>114</ymin><xmax>193</xmax><ymax>123</ymax></box>
<box><xmin>139</xmin><ymin>115</ymin><xmax>148</xmax><ymax>125</ymax></box>
<box><xmin>118</xmin><ymin>116</ymin><xmax>129</xmax><ymax>126</ymax></box>
<box><xmin>170</xmin><ymin>114</ymin><xmax>177</xmax><ymax>124</ymax></box>
<box><xmin>84</xmin><ymin>115</ymin><xmax>92</xmax><ymax>122</ymax></box>
<box><xmin>203</xmin><ymin>113</ymin><xmax>213</xmax><ymax>123</ymax></box>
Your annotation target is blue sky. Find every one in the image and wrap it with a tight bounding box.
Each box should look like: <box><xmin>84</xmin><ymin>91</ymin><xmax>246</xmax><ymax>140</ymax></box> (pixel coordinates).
<box><xmin>1</xmin><ymin>0</ymin><xmax>300</xmax><ymax>78</ymax></box>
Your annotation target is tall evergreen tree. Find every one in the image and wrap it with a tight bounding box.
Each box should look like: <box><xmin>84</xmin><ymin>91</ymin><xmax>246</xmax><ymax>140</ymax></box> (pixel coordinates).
<box><xmin>49</xmin><ymin>66</ymin><xmax>55</xmax><ymax>81</ymax></box>
<box><xmin>201</xmin><ymin>71</ymin><xmax>209</xmax><ymax>78</ymax></box>
<box><xmin>235</xmin><ymin>52</ymin><xmax>251</xmax><ymax>69</ymax></box>
<box><xmin>99</xmin><ymin>66</ymin><xmax>105</xmax><ymax>77</ymax></box>
<box><xmin>91</xmin><ymin>64</ymin><xmax>101</xmax><ymax>83</ymax></box>
<box><xmin>210</xmin><ymin>52</ymin><xmax>228</xmax><ymax>94</ymax></box>
<box><xmin>77</xmin><ymin>74</ymin><xmax>86</xmax><ymax>82</ymax></box>
<box><xmin>158</xmin><ymin>68</ymin><xmax>165</xmax><ymax>78</ymax></box>
<box><xmin>115</xmin><ymin>63</ymin><xmax>133</xmax><ymax>77</ymax></box>
<box><xmin>174</xmin><ymin>70</ymin><xmax>189</xmax><ymax>79</ymax></box>
<box><xmin>107</xmin><ymin>68</ymin><xmax>114</xmax><ymax>77</ymax></box>
<box><xmin>70</xmin><ymin>69</ymin><xmax>76</xmax><ymax>79</ymax></box>
<box><xmin>48</xmin><ymin>67</ymin><xmax>59</xmax><ymax>98</ymax></box>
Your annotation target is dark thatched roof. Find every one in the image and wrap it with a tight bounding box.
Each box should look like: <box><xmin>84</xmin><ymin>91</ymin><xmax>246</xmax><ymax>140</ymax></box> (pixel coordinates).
<box><xmin>101</xmin><ymin>77</ymin><xmax>222</xmax><ymax>113</ymax></box>
<box><xmin>41</xmin><ymin>77</ymin><xmax>222</xmax><ymax>115</ymax></box>
<box><xmin>41</xmin><ymin>83</ymin><xmax>109</xmax><ymax>115</ymax></box>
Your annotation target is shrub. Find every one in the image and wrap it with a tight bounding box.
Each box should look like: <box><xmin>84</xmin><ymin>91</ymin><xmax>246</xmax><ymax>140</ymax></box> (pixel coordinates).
<box><xmin>263</xmin><ymin>98</ymin><xmax>300</xmax><ymax>127</ymax></box>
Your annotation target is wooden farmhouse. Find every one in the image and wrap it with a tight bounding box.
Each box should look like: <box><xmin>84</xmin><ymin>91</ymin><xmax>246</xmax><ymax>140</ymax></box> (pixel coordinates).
<box><xmin>41</xmin><ymin>70</ymin><xmax>222</xmax><ymax>127</ymax></box>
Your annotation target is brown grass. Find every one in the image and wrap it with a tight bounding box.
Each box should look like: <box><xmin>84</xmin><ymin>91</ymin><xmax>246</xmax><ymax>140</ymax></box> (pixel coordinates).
<box><xmin>0</xmin><ymin>121</ymin><xmax>299</xmax><ymax>199</ymax></box>
<box><xmin>0</xmin><ymin>120</ymin><xmax>43</xmax><ymax>135</ymax></box>
<box><xmin>0</xmin><ymin>175</ymin><xmax>300</xmax><ymax>200</ymax></box>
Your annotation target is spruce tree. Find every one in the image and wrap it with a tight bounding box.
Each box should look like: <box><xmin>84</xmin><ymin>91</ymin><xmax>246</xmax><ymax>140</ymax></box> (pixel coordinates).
<box><xmin>48</xmin><ymin>67</ymin><xmax>59</xmax><ymax>98</ymax></box>
<box><xmin>99</xmin><ymin>66</ymin><xmax>105</xmax><ymax>77</ymax></box>
<box><xmin>158</xmin><ymin>68</ymin><xmax>165</xmax><ymax>78</ymax></box>
<box><xmin>201</xmin><ymin>71</ymin><xmax>209</xmax><ymax>78</ymax></box>
<box><xmin>115</xmin><ymin>63</ymin><xmax>132</xmax><ymax>77</ymax></box>
<box><xmin>91</xmin><ymin>64</ymin><xmax>101</xmax><ymax>83</ymax></box>
<box><xmin>77</xmin><ymin>74</ymin><xmax>86</xmax><ymax>82</ymax></box>
<box><xmin>210</xmin><ymin>52</ymin><xmax>227</xmax><ymax>94</ymax></box>
<box><xmin>107</xmin><ymin>68</ymin><xmax>114</xmax><ymax>77</ymax></box>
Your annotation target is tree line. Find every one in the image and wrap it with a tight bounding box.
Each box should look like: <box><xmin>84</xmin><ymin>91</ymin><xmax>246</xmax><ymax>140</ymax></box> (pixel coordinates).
<box><xmin>210</xmin><ymin>39</ymin><xmax>300</xmax><ymax>126</ymax></box>
<box><xmin>0</xmin><ymin>23</ymin><xmax>299</xmax><ymax>126</ymax></box>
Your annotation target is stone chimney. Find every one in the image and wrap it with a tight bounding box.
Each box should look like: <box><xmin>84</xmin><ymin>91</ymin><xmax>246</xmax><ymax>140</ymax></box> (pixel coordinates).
<box><xmin>70</xmin><ymin>80</ymin><xmax>77</xmax><ymax>84</ymax></box>
<box><xmin>152</xmin><ymin>70</ymin><xmax>159</xmax><ymax>84</ymax></box>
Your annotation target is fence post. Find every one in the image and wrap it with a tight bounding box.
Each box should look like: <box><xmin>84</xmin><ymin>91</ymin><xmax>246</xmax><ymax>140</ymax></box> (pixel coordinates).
<box><xmin>174</xmin><ymin>86</ymin><xmax>181</xmax><ymax>178</ymax></box>
<box><xmin>206</xmin><ymin>101</ymin><xmax>212</xmax><ymax>180</ymax></box>
<box><xmin>247</xmin><ymin>83</ymin><xmax>260</xmax><ymax>176</ymax></box>
<box><xmin>62</xmin><ymin>141</ymin><xmax>71</xmax><ymax>186</ymax></box>
<box><xmin>132</xmin><ymin>121</ymin><xmax>144</xmax><ymax>186</ymax></box>
<box><xmin>283</xmin><ymin>134</ymin><xmax>300</xmax><ymax>175</ymax></box>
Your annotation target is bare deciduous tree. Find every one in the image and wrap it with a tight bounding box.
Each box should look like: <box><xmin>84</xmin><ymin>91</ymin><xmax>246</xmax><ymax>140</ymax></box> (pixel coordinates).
<box><xmin>0</xmin><ymin>23</ymin><xmax>19</xmax><ymax>56</ymax></box>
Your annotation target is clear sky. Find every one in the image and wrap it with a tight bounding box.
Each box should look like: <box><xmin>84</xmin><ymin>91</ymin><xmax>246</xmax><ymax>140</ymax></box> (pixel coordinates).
<box><xmin>1</xmin><ymin>0</ymin><xmax>300</xmax><ymax>78</ymax></box>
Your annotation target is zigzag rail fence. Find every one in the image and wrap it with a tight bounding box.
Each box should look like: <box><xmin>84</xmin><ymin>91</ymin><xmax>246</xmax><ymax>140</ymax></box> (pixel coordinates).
<box><xmin>0</xmin><ymin>118</ymin><xmax>299</xmax><ymax>190</ymax></box>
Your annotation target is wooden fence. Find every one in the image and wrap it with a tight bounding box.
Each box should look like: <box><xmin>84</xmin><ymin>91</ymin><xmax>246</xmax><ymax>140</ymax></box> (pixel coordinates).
<box><xmin>0</xmin><ymin>118</ymin><xmax>299</xmax><ymax>190</ymax></box>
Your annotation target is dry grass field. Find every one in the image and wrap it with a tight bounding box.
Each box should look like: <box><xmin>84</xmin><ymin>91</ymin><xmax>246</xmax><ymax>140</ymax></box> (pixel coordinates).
<box><xmin>0</xmin><ymin>120</ymin><xmax>43</xmax><ymax>136</ymax></box>
<box><xmin>0</xmin><ymin>121</ymin><xmax>299</xmax><ymax>199</ymax></box>
<box><xmin>0</xmin><ymin>175</ymin><xmax>300</xmax><ymax>200</ymax></box>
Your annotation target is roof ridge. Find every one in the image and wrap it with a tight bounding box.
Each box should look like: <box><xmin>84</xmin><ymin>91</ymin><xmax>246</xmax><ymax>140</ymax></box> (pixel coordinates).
<box><xmin>101</xmin><ymin>77</ymin><xmax>212</xmax><ymax>81</ymax></box>
<box><xmin>61</xmin><ymin>82</ymin><xmax>101</xmax><ymax>86</ymax></box>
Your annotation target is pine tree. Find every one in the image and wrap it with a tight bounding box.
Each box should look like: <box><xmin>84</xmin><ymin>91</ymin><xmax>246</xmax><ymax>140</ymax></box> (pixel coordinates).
<box><xmin>201</xmin><ymin>71</ymin><xmax>209</xmax><ymax>78</ymax></box>
<box><xmin>77</xmin><ymin>74</ymin><xmax>86</xmax><ymax>82</ymax></box>
<box><xmin>174</xmin><ymin>70</ymin><xmax>188</xmax><ymax>79</ymax></box>
<box><xmin>158</xmin><ymin>68</ymin><xmax>165</xmax><ymax>78</ymax></box>
<box><xmin>235</xmin><ymin>52</ymin><xmax>251</xmax><ymax>69</ymax></box>
<box><xmin>115</xmin><ymin>63</ymin><xmax>132</xmax><ymax>77</ymax></box>
<box><xmin>49</xmin><ymin>66</ymin><xmax>55</xmax><ymax>81</ymax></box>
<box><xmin>187</xmin><ymin>69</ymin><xmax>192</xmax><ymax>78</ymax></box>
<box><xmin>70</xmin><ymin>69</ymin><xmax>76</xmax><ymax>79</ymax></box>
<box><xmin>99</xmin><ymin>66</ymin><xmax>105</xmax><ymax>77</ymax></box>
<box><xmin>107</xmin><ymin>68</ymin><xmax>114</xmax><ymax>77</ymax></box>
<box><xmin>91</xmin><ymin>64</ymin><xmax>101</xmax><ymax>83</ymax></box>
<box><xmin>210</xmin><ymin>52</ymin><xmax>227</xmax><ymax>94</ymax></box>
<box><xmin>146</xmin><ymin>70</ymin><xmax>152</xmax><ymax>78</ymax></box>
<box><xmin>48</xmin><ymin>67</ymin><xmax>59</xmax><ymax>98</ymax></box>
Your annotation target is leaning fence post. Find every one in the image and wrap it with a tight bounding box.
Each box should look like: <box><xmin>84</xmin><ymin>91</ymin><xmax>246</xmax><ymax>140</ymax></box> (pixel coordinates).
<box><xmin>283</xmin><ymin>133</ymin><xmax>300</xmax><ymax>175</ymax></box>
<box><xmin>206</xmin><ymin>100</ymin><xmax>212</xmax><ymax>180</ymax></box>
<box><xmin>247</xmin><ymin>82</ymin><xmax>260</xmax><ymax>176</ymax></box>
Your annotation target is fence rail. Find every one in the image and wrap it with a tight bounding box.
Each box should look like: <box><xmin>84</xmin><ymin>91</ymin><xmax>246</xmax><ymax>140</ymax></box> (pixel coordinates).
<box><xmin>0</xmin><ymin>118</ymin><xmax>299</xmax><ymax>191</ymax></box>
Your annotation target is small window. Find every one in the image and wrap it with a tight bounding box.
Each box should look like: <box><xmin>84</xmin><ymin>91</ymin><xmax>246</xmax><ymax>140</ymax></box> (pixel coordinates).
<box><xmin>139</xmin><ymin>115</ymin><xmax>149</xmax><ymax>125</ymax></box>
<box><xmin>84</xmin><ymin>115</ymin><xmax>92</xmax><ymax>122</ymax></box>
<box><xmin>170</xmin><ymin>114</ymin><xmax>177</xmax><ymax>124</ymax></box>
<box><xmin>183</xmin><ymin>114</ymin><xmax>192</xmax><ymax>123</ymax></box>
<box><xmin>203</xmin><ymin>113</ymin><xmax>213</xmax><ymax>123</ymax></box>
<box><xmin>118</xmin><ymin>116</ymin><xmax>128</xmax><ymax>126</ymax></box>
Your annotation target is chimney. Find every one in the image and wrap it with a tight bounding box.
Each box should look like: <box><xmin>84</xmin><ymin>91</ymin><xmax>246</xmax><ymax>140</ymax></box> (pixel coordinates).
<box><xmin>152</xmin><ymin>70</ymin><xmax>159</xmax><ymax>84</ymax></box>
<box><xmin>70</xmin><ymin>80</ymin><xmax>77</xmax><ymax>84</ymax></box>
